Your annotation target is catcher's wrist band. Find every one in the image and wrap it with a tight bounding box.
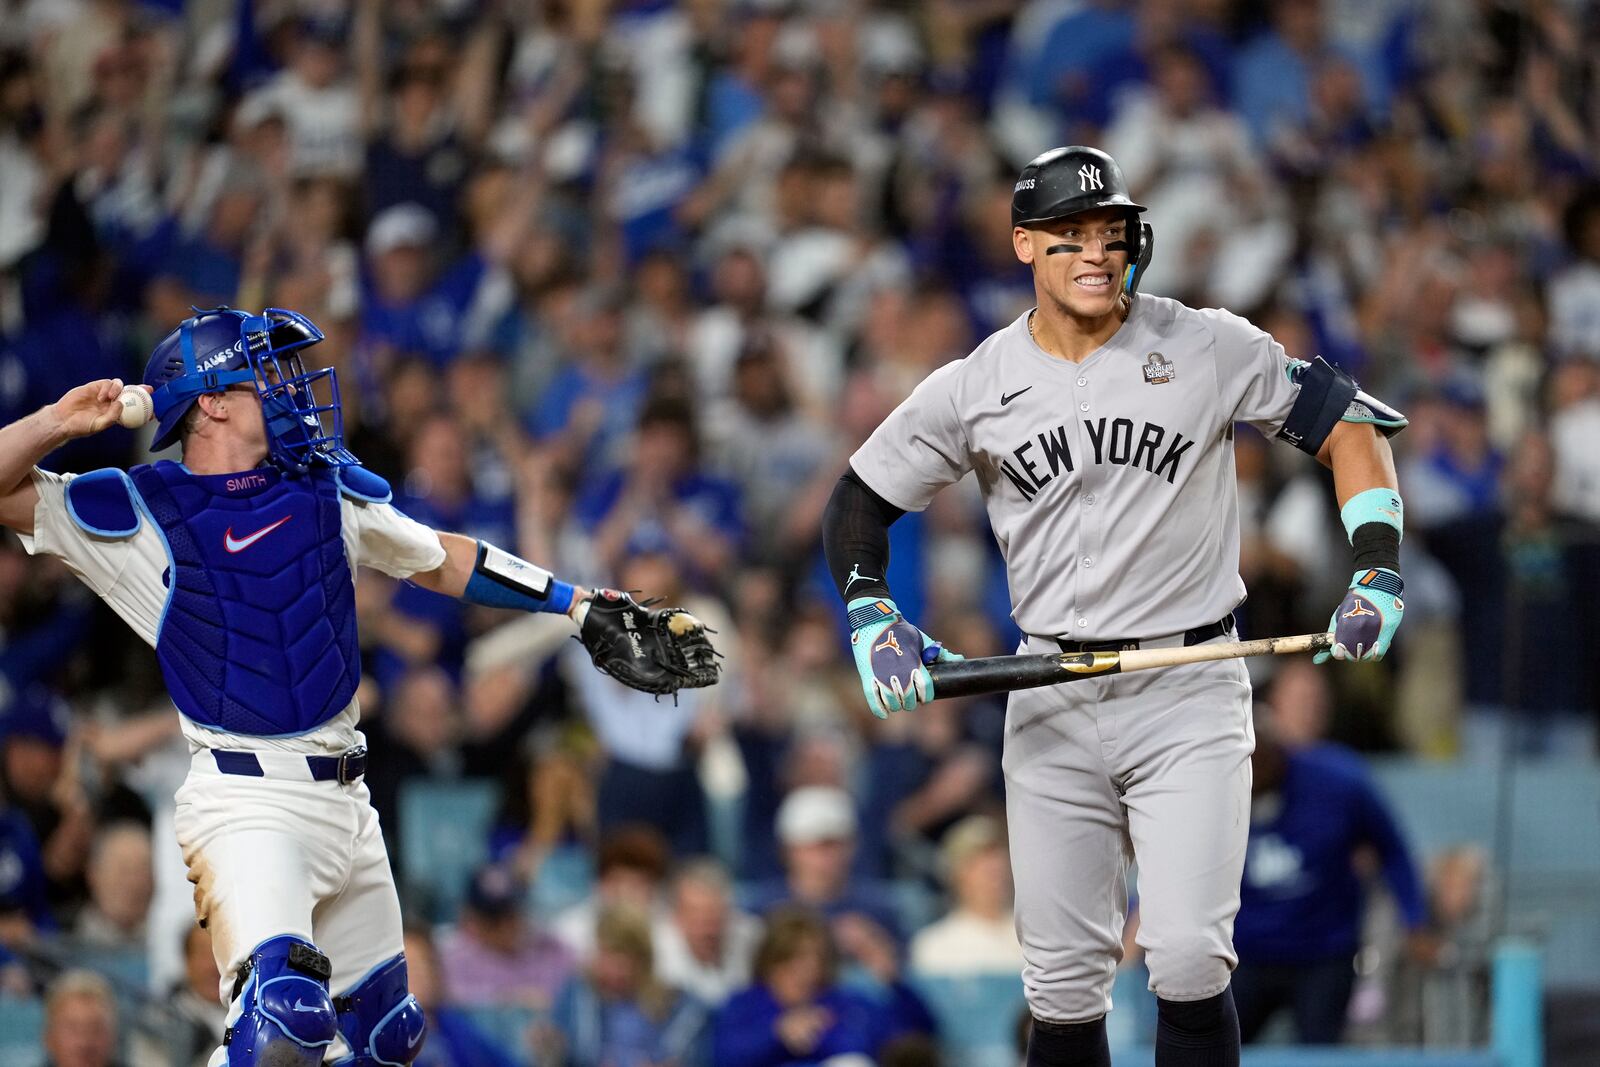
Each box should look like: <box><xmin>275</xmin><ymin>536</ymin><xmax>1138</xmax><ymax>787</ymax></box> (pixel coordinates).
<box><xmin>463</xmin><ymin>541</ymin><xmax>575</xmax><ymax>615</ymax></box>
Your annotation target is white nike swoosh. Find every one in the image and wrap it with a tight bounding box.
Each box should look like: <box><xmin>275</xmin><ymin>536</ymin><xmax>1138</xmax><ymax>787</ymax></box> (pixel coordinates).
<box><xmin>224</xmin><ymin>515</ymin><xmax>291</xmax><ymax>553</ymax></box>
<box><xmin>292</xmin><ymin>999</ymin><xmax>318</xmax><ymax>1013</ymax></box>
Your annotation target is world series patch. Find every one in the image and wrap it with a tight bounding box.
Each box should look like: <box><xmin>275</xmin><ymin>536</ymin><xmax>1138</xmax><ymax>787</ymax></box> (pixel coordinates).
<box><xmin>1143</xmin><ymin>352</ymin><xmax>1175</xmax><ymax>384</ymax></box>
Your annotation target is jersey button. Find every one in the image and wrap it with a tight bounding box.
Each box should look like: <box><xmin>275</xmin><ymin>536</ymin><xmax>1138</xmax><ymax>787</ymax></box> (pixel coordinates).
<box><xmin>1079</xmin><ymin>401</ymin><xmax>1089</xmax><ymax>412</ymax></box>
<box><xmin>1076</xmin><ymin>377</ymin><xmax>1087</xmax><ymax>387</ymax></box>
<box><xmin>1082</xmin><ymin>556</ymin><xmax>1093</xmax><ymax>567</ymax></box>
<box><xmin>1084</xmin><ymin>493</ymin><xmax>1096</xmax><ymax>505</ymax></box>
<box><xmin>1077</xmin><ymin>617</ymin><xmax>1089</xmax><ymax>628</ymax></box>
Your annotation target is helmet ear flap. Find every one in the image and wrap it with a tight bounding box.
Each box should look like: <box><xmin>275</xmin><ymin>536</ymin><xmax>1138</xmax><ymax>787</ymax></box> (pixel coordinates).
<box><xmin>1124</xmin><ymin>222</ymin><xmax>1154</xmax><ymax>295</ymax></box>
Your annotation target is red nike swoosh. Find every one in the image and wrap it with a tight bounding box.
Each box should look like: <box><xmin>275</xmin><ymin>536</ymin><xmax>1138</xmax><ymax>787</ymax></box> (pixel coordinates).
<box><xmin>224</xmin><ymin>515</ymin><xmax>291</xmax><ymax>553</ymax></box>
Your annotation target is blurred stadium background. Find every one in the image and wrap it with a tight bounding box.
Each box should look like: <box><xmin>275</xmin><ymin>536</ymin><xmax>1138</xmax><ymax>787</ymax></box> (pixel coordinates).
<box><xmin>1</xmin><ymin>0</ymin><xmax>1597</xmax><ymax>1065</ymax></box>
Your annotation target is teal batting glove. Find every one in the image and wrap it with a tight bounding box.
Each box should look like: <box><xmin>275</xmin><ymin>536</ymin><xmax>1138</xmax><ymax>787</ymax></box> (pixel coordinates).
<box><xmin>846</xmin><ymin>597</ymin><xmax>964</xmax><ymax>719</ymax></box>
<box><xmin>1315</xmin><ymin>568</ymin><xmax>1405</xmax><ymax>663</ymax></box>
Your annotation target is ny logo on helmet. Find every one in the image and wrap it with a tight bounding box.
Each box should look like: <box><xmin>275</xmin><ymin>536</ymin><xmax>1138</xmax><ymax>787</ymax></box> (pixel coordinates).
<box><xmin>1078</xmin><ymin>165</ymin><xmax>1102</xmax><ymax>192</ymax></box>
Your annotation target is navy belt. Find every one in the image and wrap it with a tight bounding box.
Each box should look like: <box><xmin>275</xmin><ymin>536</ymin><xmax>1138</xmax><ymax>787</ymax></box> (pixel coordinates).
<box><xmin>1055</xmin><ymin>613</ymin><xmax>1235</xmax><ymax>655</ymax></box>
<box><xmin>212</xmin><ymin>746</ymin><xmax>368</xmax><ymax>784</ymax></box>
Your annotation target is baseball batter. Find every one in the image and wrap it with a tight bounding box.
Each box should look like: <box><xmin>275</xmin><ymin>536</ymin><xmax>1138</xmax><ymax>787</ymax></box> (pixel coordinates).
<box><xmin>0</xmin><ymin>308</ymin><xmax>716</xmax><ymax>1067</ymax></box>
<box><xmin>821</xmin><ymin>146</ymin><xmax>1407</xmax><ymax>1066</ymax></box>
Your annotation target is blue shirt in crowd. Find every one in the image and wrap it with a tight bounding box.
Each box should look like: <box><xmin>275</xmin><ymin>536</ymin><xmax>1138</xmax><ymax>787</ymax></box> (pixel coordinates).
<box><xmin>1234</xmin><ymin>744</ymin><xmax>1426</xmax><ymax>964</ymax></box>
<box><xmin>713</xmin><ymin>981</ymin><xmax>934</xmax><ymax>1067</ymax></box>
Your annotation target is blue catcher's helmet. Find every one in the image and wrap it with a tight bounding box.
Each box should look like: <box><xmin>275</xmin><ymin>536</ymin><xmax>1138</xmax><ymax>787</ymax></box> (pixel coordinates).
<box><xmin>143</xmin><ymin>306</ymin><xmax>357</xmax><ymax>472</ymax></box>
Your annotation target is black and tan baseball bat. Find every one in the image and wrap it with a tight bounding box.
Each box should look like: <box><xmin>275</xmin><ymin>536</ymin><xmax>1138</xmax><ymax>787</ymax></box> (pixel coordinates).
<box><xmin>926</xmin><ymin>632</ymin><xmax>1334</xmax><ymax>699</ymax></box>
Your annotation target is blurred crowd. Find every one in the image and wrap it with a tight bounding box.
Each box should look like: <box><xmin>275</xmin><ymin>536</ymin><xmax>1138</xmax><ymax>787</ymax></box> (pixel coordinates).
<box><xmin>2</xmin><ymin>0</ymin><xmax>1599</xmax><ymax>1064</ymax></box>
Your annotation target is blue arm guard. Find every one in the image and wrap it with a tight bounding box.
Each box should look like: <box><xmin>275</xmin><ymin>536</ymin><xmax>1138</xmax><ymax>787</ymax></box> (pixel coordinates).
<box><xmin>461</xmin><ymin>541</ymin><xmax>575</xmax><ymax>615</ymax></box>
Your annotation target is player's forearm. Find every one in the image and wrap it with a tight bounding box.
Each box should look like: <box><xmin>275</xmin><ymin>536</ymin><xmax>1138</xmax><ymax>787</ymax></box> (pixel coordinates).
<box><xmin>0</xmin><ymin>406</ymin><xmax>71</xmax><ymax>498</ymax></box>
<box><xmin>822</xmin><ymin>469</ymin><xmax>902</xmax><ymax>602</ymax></box>
<box><xmin>0</xmin><ymin>407</ymin><xmax>72</xmax><ymax>533</ymax></box>
<box><xmin>413</xmin><ymin>531</ymin><xmax>589</xmax><ymax>621</ymax></box>
<box><xmin>1322</xmin><ymin>421</ymin><xmax>1398</xmax><ymax>506</ymax></box>
<box><xmin>1323</xmin><ymin>421</ymin><xmax>1404</xmax><ymax>575</ymax></box>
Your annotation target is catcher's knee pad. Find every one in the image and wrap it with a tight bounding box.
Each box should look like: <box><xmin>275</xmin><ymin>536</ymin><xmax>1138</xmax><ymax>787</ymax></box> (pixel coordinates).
<box><xmin>330</xmin><ymin>953</ymin><xmax>426</xmax><ymax>1066</ymax></box>
<box><xmin>223</xmin><ymin>936</ymin><xmax>339</xmax><ymax>1067</ymax></box>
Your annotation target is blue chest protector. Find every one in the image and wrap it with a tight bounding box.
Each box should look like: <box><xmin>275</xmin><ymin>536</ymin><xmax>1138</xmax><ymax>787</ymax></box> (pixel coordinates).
<box><xmin>125</xmin><ymin>461</ymin><xmax>362</xmax><ymax>736</ymax></box>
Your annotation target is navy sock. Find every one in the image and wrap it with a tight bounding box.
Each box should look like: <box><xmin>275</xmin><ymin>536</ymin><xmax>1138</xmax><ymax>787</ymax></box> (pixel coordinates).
<box><xmin>1156</xmin><ymin>988</ymin><xmax>1241</xmax><ymax>1067</ymax></box>
<box><xmin>1026</xmin><ymin>1014</ymin><xmax>1110</xmax><ymax>1067</ymax></box>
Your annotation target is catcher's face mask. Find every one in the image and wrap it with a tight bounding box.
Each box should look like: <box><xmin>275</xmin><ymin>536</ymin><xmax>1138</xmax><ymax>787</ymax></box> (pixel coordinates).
<box><xmin>239</xmin><ymin>308</ymin><xmax>358</xmax><ymax>472</ymax></box>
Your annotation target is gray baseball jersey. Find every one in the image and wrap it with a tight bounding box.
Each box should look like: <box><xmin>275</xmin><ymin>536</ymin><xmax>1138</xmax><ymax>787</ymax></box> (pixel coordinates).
<box><xmin>850</xmin><ymin>294</ymin><xmax>1300</xmax><ymax>641</ymax></box>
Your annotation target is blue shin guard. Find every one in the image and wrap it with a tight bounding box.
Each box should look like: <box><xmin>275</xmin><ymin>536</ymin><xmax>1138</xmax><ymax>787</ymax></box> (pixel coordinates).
<box><xmin>223</xmin><ymin>937</ymin><xmax>339</xmax><ymax>1067</ymax></box>
<box><xmin>331</xmin><ymin>954</ymin><xmax>427</xmax><ymax>1066</ymax></box>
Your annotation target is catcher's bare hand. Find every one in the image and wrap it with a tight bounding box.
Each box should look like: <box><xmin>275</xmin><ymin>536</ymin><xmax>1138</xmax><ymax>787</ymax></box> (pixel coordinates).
<box><xmin>52</xmin><ymin>379</ymin><xmax>143</xmax><ymax>438</ymax></box>
<box><xmin>574</xmin><ymin>589</ymin><xmax>721</xmax><ymax>697</ymax></box>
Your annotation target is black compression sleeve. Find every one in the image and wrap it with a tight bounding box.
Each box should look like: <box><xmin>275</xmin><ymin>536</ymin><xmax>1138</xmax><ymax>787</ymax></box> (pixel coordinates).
<box><xmin>822</xmin><ymin>469</ymin><xmax>902</xmax><ymax>601</ymax></box>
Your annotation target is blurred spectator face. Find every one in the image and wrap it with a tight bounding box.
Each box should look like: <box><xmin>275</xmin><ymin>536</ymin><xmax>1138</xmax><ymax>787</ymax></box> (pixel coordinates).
<box><xmin>389</xmin><ymin>667</ymin><xmax>458</xmax><ymax>755</ymax></box>
<box><xmin>1429</xmin><ymin>847</ymin><xmax>1486</xmax><ymax>926</ymax></box>
<box><xmin>711</xmin><ymin>249</ymin><xmax>766</xmax><ymax>314</ymax></box>
<box><xmin>905</xmin><ymin>288</ymin><xmax>972</xmax><ymax>368</ymax></box>
<box><xmin>2</xmin><ymin>734</ymin><xmax>61</xmax><ymax>806</ymax></box>
<box><xmin>1153</xmin><ymin>47</ymin><xmax>1209</xmax><ymax>115</ymax></box>
<box><xmin>631</xmin><ymin>413</ymin><xmax>696</xmax><ymax>486</ymax></box>
<box><xmin>758</xmin><ymin>923</ymin><xmax>829</xmax><ymax>1006</ymax></box>
<box><xmin>769</xmin><ymin>66</ymin><xmax>817</xmax><ymax>123</ymax></box>
<box><xmin>592</xmin><ymin>909</ymin><xmax>653</xmax><ymax>999</ymax></box>
<box><xmin>384</xmin><ymin>361</ymin><xmax>439</xmax><ymax>441</ymax></box>
<box><xmin>374</xmin><ymin>245</ymin><xmax>432</xmax><ymax>304</ymax></box>
<box><xmin>778</xmin><ymin>787</ymin><xmax>857</xmax><ymax>898</ymax></box>
<box><xmin>732</xmin><ymin>347</ymin><xmax>791</xmax><ymax>419</ymax></box>
<box><xmin>293</xmin><ymin>37</ymin><xmax>344</xmax><ymax>89</ymax></box>
<box><xmin>1265</xmin><ymin>659</ymin><xmax>1329</xmax><ymax>747</ymax></box>
<box><xmin>945</xmin><ymin>816</ymin><xmax>1013</xmax><ymax>918</ymax></box>
<box><xmin>1505</xmin><ymin>431</ymin><xmax>1554</xmax><ymax>503</ymax></box>
<box><xmin>91</xmin><ymin>44</ymin><xmax>147</xmax><ymax>111</ymax></box>
<box><xmin>674</xmin><ymin>875</ymin><xmax>730</xmax><ymax>963</ymax></box>
<box><xmin>407</xmin><ymin>415</ymin><xmax>470</xmax><ymax>502</ymax></box>
<box><xmin>636</xmin><ymin>253</ymin><xmax>689</xmax><ymax>310</ymax></box>
<box><xmin>402</xmin><ymin>928</ymin><xmax>443</xmax><ymax>1010</ymax></box>
<box><xmin>43</xmin><ymin>976</ymin><xmax>117</xmax><ymax>1067</ymax></box>
<box><xmin>814</xmin><ymin>166</ymin><xmax>859</xmax><ymax>232</ymax></box>
<box><xmin>291</xmin><ymin>177</ymin><xmax>351</xmax><ymax>245</ymax></box>
<box><xmin>88</xmin><ymin>824</ymin><xmax>153</xmax><ymax>934</ymax></box>
<box><xmin>394</xmin><ymin>71</ymin><xmax>443</xmax><ymax>133</ymax></box>
<box><xmin>446</xmin><ymin>357</ymin><xmax>507</xmax><ymax>434</ymax></box>
<box><xmin>1311</xmin><ymin>58</ymin><xmax>1363</xmax><ymax>125</ymax></box>
<box><xmin>595</xmin><ymin>827</ymin><xmax>670</xmax><ymax>910</ymax></box>
<box><xmin>183</xmin><ymin>925</ymin><xmax>221</xmax><ymax>1003</ymax></box>
<box><xmin>783</xmin><ymin>734</ymin><xmax>849</xmax><ymax>791</ymax></box>
<box><xmin>619</xmin><ymin>553</ymin><xmax>684</xmax><ymax>604</ymax></box>
<box><xmin>1274</xmin><ymin>0</ymin><xmax>1324</xmax><ymax>50</ymax></box>
<box><xmin>1258</xmin><ymin>306</ymin><xmax>1315</xmax><ymax>362</ymax></box>
<box><xmin>209</xmin><ymin>186</ymin><xmax>263</xmax><ymax>251</ymax></box>
<box><xmin>463</xmin><ymin>865</ymin><xmax>527</xmax><ymax>954</ymax></box>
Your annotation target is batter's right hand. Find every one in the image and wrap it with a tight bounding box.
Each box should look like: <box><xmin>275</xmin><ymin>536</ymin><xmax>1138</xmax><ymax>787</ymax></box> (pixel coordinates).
<box><xmin>51</xmin><ymin>379</ymin><xmax>136</xmax><ymax>438</ymax></box>
<box><xmin>847</xmin><ymin>597</ymin><xmax>963</xmax><ymax>718</ymax></box>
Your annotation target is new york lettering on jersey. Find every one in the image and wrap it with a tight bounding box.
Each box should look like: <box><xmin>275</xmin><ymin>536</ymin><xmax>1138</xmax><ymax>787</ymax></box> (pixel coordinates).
<box><xmin>977</xmin><ymin>347</ymin><xmax>1205</xmax><ymax>504</ymax></box>
<box><xmin>128</xmin><ymin>461</ymin><xmax>360</xmax><ymax>737</ymax></box>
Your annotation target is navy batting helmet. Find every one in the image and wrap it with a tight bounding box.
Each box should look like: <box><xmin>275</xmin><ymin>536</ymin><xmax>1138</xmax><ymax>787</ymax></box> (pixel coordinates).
<box><xmin>1012</xmin><ymin>146</ymin><xmax>1154</xmax><ymax>294</ymax></box>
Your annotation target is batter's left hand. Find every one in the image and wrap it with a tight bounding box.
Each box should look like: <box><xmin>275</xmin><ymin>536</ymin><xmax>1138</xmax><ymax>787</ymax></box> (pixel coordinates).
<box><xmin>847</xmin><ymin>597</ymin><xmax>963</xmax><ymax>718</ymax></box>
<box><xmin>1317</xmin><ymin>567</ymin><xmax>1404</xmax><ymax>663</ymax></box>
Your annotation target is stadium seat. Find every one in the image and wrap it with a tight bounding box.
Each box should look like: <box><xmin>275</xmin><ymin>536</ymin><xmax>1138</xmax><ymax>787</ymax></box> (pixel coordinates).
<box><xmin>399</xmin><ymin>779</ymin><xmax>499</xmax><ymax>922</ymax></box>
<box><xmin>0</xmin><ymin>995</ymin><xmax>43</xmax><ymax>1064</ymax></box>
<box><xmin>529</xmin><ymin>844</ymin><xmax>595</xmax><ymax>918</ymax></box>
<box><xmin>457</xmin><ymin>1004</ymin><xmax>539</xmax><ymax>1066</ymax></box>
<box><xmin>907</xmin><ymin>971</ymin><xmax>1027</xmax><ymax>1067</ymax></box>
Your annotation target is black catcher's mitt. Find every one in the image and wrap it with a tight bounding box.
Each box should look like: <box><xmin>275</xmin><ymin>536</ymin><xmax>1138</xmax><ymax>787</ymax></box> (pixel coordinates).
<box><xmin>576</xmin><ymin>589</ymin><xmax>721</xmax><ymax>697</ymax></box>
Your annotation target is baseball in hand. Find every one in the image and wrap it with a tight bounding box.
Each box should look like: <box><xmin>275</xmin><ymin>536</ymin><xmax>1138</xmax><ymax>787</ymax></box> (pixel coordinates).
<box><xmin>118</xmin><ymin>386</ymin><xmax>154</xmax><ymax>429</ymax></box>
